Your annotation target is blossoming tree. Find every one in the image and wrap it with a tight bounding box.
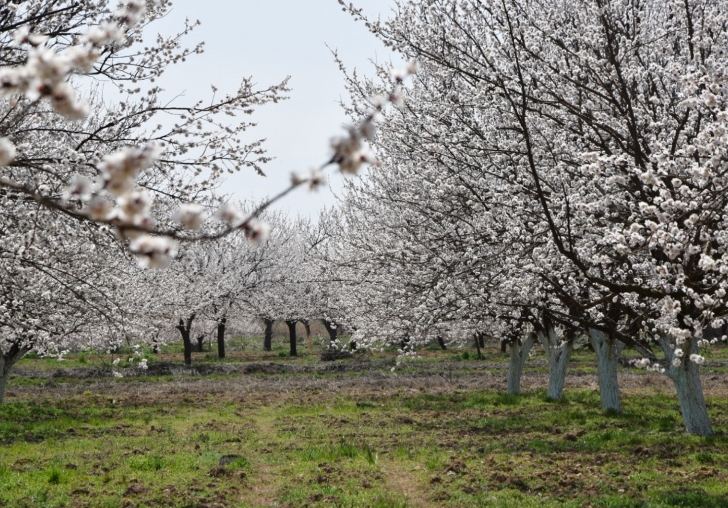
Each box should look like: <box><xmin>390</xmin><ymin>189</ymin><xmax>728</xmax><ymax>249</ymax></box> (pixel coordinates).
<box><xmin>341</xmin><ymin>0</ymin><xmax>728</xmax><ymax>435</ymax></box>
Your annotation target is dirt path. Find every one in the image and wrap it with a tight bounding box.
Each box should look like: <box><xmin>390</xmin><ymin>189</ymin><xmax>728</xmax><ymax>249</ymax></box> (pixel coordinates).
<box><xmin>381</xmin><ymin>462</ymin><xmax>435</xmax><ymax>507</ymax></box>
<box><xmin>244</xmin><ymin>415</ymin><xmax>286</xmax><ymax>507</ymax></box>
<box><xmin>7</xmin><ymin>366</ymin><xmax>728</xmax><ymax>404</ymax></box>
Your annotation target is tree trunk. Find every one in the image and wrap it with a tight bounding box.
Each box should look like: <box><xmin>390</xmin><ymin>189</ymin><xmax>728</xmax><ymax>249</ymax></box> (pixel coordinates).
<box><xmin>473</xmin><ymin>333</ymin><xmax>483</xmax><ymax>359</ymax></box>
<box><xmin>400</xmin><ymin>336</ymin><xmax>410</xmax><ymax>351</ymax></box>
<box><xmin>301</xmin><ymin>319</ymin><xmax>311</xmax><ymax>339</ymax></box>
<box><xmin>537</xmin><ymin>326</ymin><xmax>572</xmax><ymax>400</ymax></box>
<box><xmin>196</xmin><ymin>335</ymin><xmax>205</xmax><ymax>352</ymax></box>
<box><xmin>323</xmin><ymin>319</ymin><xmax>338</xmax><ymax>344</ymax></box>
<box><xmin>588</xmin><ymin>328</ymin><xmax>625</xmax><ymax>412</ymax></box>
<box><xmin>437</xmin><ymin>336</ymin><xmax>447</xmax><ymax>350</ymax></box>
<box><xmin>478</xmin><ymin>333</ymin><xmax>485</xmax><ymax>348</ymax></box>
<box><xmin>263</xmin><ymin>318</ymin><xmax>273</xmax><ymax>351</ymax></box>
<box><xmin>182</xmin><ymin>328</ymin><xmax>192</xmax><ymax>365</ymax></box>
<box><xmin>659</xmin><ymin>338</ymin><xmax>713</xmax><ymax>436</ymax></box>
<box><xmin>286</xmin><ymin>320</ymin><xmax>298</xmax><ymax>357</ymax></box>
<box><xmin>0</xmin><ymin>344</ymin><xmax>30</xmax><ymax>404</ymax></box>
<box><xmin>217</xmin><ymin>317</ymin><xmax>226</xmax><ymax>359</ymax></box>
<box><xmin>507</xmin><ymin>334</ymin><xmax>535</xmax><ymax>395</ymax></box>
<box><xmin>176</xmin><ymin>314</ymin><xmax>195</xmax><ymax>366</ymax></box>
<box><xmin>151</xmin><ymin>335</ymin><xmax>160</xmax><ymax>354</ymax></box>
<box><xmin>500</xmin><ymin>340</ymin><xmax>507</xmax><ymax>354</ymax></box>
<box><xmin>0</xmin><ymin>355</ymin><xmax>8</xmax><ymax>404</ymax></box>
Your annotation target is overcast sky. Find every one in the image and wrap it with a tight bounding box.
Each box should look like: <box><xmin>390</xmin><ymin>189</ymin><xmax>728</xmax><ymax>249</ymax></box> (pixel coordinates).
<box><xmin>152</xmin><ymin>0</ymin><xmax>398</xmax><ymax>218</ymax></box>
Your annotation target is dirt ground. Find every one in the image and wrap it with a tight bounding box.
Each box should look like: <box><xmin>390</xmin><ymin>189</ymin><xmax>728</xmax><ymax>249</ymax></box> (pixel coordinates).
<box><xmin>8</xmin><ymin>361</ymin><xmax>728</xmax><ymax>405</ymax></box>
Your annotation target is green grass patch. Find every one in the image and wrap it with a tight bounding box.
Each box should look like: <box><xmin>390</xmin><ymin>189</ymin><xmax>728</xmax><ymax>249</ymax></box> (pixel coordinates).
<box><xmin>3</xmin><ymin>343</ymin><xmax>728</xmax><ymax>507</ymax></box>
<box><xmin>1</xmin><ymin>387</ymin><xmax>727</xmax><ymax>507</ymax></box>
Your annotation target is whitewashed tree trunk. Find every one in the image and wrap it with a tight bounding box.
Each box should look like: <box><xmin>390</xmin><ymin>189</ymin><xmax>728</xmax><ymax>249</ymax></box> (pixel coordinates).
<box><xmin>507</xmin><ymin>333</ymin><xmax>535</xmax><ymax>395</ymax></box>
<box><xmin>658</xmin><ymin>338</ymin><xmax>713</xmax><ymax>436</ymax></box>
<box><xmin>537</xmin><ymin>326</ymin><xmax>572</xmax><ymax>400</ymax></box>
<box><xmin>588</xmin><ymin>328</ymin><xmax>625</xmax><ymax>412</ymax></box>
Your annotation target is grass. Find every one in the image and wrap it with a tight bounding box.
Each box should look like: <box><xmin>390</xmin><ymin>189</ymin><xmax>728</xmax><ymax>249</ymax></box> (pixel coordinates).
<box><xmin>3</xmin><ymin>342</ymin><xmax>728</xmax><ymax>506</ymax></box>
<box><xmin>1</xmin><ymin>379</ymin><xmax>728</xmax><ymax>507</ymax></box>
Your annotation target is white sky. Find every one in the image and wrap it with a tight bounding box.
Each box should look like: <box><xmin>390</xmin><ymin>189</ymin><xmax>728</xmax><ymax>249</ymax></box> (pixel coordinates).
<box><xmin>152</xmin><ymin>0</ymin><xmax>398</xmax><ymax>218</ymax></box>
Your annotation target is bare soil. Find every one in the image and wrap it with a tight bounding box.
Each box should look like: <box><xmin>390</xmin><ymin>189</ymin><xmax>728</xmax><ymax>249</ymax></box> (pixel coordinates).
<box><xmin>7</xmin><ymin>360</ymin><xmax>728</xmax><ymax>405</ymax></box>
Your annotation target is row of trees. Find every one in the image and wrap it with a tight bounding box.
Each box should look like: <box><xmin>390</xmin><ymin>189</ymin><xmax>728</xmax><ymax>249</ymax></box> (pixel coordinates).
<box><xmin>143</xmin><ymin>209</ymin><xmax>348</xmax><ymax>364</ymax></box>
<box><xmin>0</xmin><ymin>1</ymin><xmax>397</xmax><ymax>402</ymax></box>
<box><xmin>3</xmin><ymin>0</ymin><xmax>726</xmax><ymax>441</ymax></box>
<box><xmin>321</xmin><ymin>0</ymin><xmax>728</xmax><ymax>437</ymax></box>
<box><xmin>0</xmin><ymin>0</ymin><xmax>287</xmax><ymax>402</ymax></box>
<box><xmin>0</xmin><ymin>192</ymin><xmax>354</xmax><ymax>401</ymax></box>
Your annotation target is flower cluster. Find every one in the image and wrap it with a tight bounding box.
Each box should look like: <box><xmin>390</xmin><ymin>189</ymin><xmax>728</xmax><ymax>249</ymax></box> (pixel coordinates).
<box><xmin>0</xmin><ymin>1</ymin><xmax>151</xmax><ymax>120</ymax></box>
<box><xmin>330</xmin><ymin>63</ymin><xmax>416</xmax><ymax>175</ymax></box>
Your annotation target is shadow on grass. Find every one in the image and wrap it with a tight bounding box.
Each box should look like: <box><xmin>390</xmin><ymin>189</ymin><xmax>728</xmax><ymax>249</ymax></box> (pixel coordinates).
<box><xmin>0</xmin><ymin>399</ymin><xmax>132</xmax><ymax>444</ymax></box>
<box><xmin>594</xmin><ymin>491</ymin><xmax>728</xmax><ymax>508</ymax></box>
<box><xmin>657</xmin><ymin>490</ymin><xmax>728</xmax><ymax>508</ymax></box>
<box><xmin>0</xmin><ymin>402</ymin><xmax>67</xmax><ymax>444</ymax></box>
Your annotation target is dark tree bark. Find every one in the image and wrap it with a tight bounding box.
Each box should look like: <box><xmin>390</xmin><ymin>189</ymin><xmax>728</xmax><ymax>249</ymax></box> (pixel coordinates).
<box><xmin>176</xmin><ymin>314</ymin><xmax>195</xmax><ymax>366</ymax></box>
<box><xmin>704</xmin><ymin>322</ymin><xmax>728</xmax><ymax>341</ymax></box>
<box><xmin>300</xmin><ymin>319</ymin><xmax>311</xmax><ymax>341</ymax></box>
<box><xmin>437</xmin><ymin>335</ymin><xmax>447</xmax><ymax>350</ymax></box>
<box><xmin>478</xmin><ymin>333</ymin><xmax>485</xmax><ymax>348</ymax></box>
<box><xmin>286</xmin><ymin>320</ymin><xmax>298</xmax><ymax>356</ymax></box>
<box><xmin>151</xmin><ymin>334</ymin><xmax>160</xmax><ymax>354</ymax></box>
<box><xmin>473</xmin><ymin>333</ymin><xmax>483</xmax><ymax>360</ymax></box>
<box><xmin>323</xmin><ymin>319</ymin><xmax>338</xmax><ymax>344</ymax></box>
<box><xmin>217</xmin><ymin>317</ymin><xmax>226</xmax><ymax>359</ymax></box>
<box><xmin>400</xmin><ymin>336</ymin><xmax>410</xmax><ymax>350</ymax></box>
<box><xmin>0</xmin><ymin>343</ymin><xmax>30</xmax><ymax>404</ymax></box>
<box><xmin>196</xmin><ymin>334</ymin><xmax>205</xmax><ymax>352</ymax></box>
<box><xmin>263</xmin><ymin>318</ymin><xmax>274</xmax><ymax>351</ymax></box>
<box><xmin>348</xmin><ymin>324</ymin><xmax>357</xmax><ymax>350</ymax></box>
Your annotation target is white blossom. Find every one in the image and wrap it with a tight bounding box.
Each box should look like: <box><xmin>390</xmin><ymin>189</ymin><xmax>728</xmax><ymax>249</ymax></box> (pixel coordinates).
<box><xmin>173</xmin><ymin>204</ymin><xmax>207</xmax><ymax>231</ymax></box>
<box><xmin>244</xmin><ymin>220</ymin><xmax>270</xmax><ymax>246</ymax></box>
<box><xmin>690</xmin><ymin>354</ymin><xmax>705</xmax><ymax>365</ymax></box>
<box><xmin>0</xmin><ymin>138</ymin><xmax>16</xmax><ymax>166</ymax></box>
<box><xmin>214</xmin><ymin>204</ymin><xmax>245</xmax><ymax>228</ymax></box>
<box><xmin>130</xmin><ymin>235</ymin><xmax>178</xmax><ymax>269</ymax></box>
